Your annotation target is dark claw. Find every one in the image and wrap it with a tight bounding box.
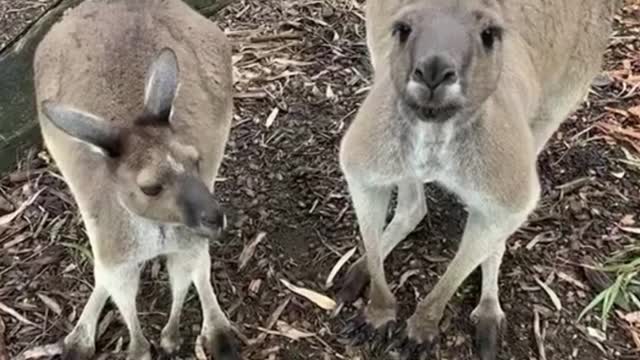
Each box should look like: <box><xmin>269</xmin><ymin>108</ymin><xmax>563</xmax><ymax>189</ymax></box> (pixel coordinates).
<box><xmin>475</xmin><ymin>316</ymin><xmax>502</xmax><ymax>360</ymax></box>
<box><xmin>204</xmin><ymin>330</ymin><xmax>242</xmax><ymax>360</ymax></box>
<box><xmin>370</xmin><ymin>321</ymin><xmax>403</xmax><ymax>354</ymax></box>
<box><xmin>391</xmin><ymin>324</ymin><xmax>438</xmax><ymax>360</ymax></box>
<box><xmin>342</xmin><ymin>315</ymin><xmax>402</xmax><ymax>355</ymax></box>
<box><xmin>336</xmin><ymin>260</ymin><xmax>370</xmax><ymax>305</ymax></box>
<box><xmin>149</xmin><ymin>344</ymin><xmax>167</xmax><ymax>360</ymax></box>
<box><xmin>341</xmin><ymin>315</ymin><xmax>369</xmax><ymax>345</ymax></box>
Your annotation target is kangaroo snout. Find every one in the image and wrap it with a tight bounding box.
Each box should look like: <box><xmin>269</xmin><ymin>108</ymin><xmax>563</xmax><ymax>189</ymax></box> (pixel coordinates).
<box><xmin>404</xmin><ymin>52</ymin><xmax>464</xmax><ymax>120</ymax></box>
<box><xmin>177</xmin><ymin>175</ymin><xmax>226</xmax><ymax>234</ymax></box>
<box><xmin>413</xmin><ymin>54</ymin><xmax>458</xmax><ymax>91</ymax></box>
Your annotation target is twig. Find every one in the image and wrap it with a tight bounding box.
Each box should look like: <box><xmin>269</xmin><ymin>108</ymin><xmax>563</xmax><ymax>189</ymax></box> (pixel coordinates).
<box><xmin>250</xmin><ymin>32</ymin><xmax>303</xmax><ymax>43</ymax></box>
<box><xmin>0</xmin><ymin>316</ymin><xmax>7</xmax><ymax>360</ymax></box>
<box><xmin>533</xmin><ymin>309</ymin><xmax>547</xmax><ymax>360</ymax></box>
<box><xmin>534</xmin><ymin>277</ymin><xmax>563</xmax><ymax>312</ymax></box>
<box><xmin>249</xmin><ymin>296</ymin><xmax>292</xmax><ymax>345</ymax></box>
<box><xmin>15</xmin><ymin>342</ymin><xmax>63</xmax><ymax>360</ymax></box>
<box><xmin>237</xmin><ymin>232</ymin><xmax>267</xmax><ymax>271</ymax></box>
<box><xmin>0</xmin><ymin>301</ymin><xmax>37</xmax><ymax>327</ymax></box>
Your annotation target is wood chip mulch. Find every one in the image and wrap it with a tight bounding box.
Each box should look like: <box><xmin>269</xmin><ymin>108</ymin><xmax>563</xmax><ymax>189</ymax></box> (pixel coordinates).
<box><xmin>1</xmin><ymin>0</ymin><xmax>639</xmax><ymax>359</ymax></box>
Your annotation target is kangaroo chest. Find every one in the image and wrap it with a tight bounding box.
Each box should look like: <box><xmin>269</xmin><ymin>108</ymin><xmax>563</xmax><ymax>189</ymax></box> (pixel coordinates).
<box><xmin>403</xmin><ymin>120</ymin><xmax>457</xmax><ymax>182</ymax></box>
<box><xmin>129</xmin><ymin>218</ymin><xmax>207</xmax><ymax>260</ymax></box>
<box><xmin>106</xmin><ymin>214</ymin><xmax>206</xmax><ymax>264</ymax></box>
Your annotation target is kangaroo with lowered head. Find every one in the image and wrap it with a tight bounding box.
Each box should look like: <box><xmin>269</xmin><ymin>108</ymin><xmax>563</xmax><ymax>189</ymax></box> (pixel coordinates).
<box><xmin>34</xmin><ymin>1</ymin><xmax>238</xmax><ymax>359</ymax></box>
<box><xmin>337</xmin><ymin>0</ymin><xmax>621</xmax><ymax>359</ymax></box>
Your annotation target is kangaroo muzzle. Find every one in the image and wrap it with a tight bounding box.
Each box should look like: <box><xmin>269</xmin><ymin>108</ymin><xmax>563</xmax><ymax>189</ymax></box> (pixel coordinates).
<box><xmin>176</xmin><ymin>174</ymin><xmax>226</xmax><ymax>235</ymax></box>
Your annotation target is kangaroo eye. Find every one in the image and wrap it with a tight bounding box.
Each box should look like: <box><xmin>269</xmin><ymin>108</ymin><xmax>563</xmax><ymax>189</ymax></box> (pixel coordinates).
<box><xmin>481</xmin><ymin>26</ymin><xmax>503</xmax><ymax>50</ymax></box>
<box><xmin>392</xmin><ymin>21</ymin><xmax>412</xmax><ymax>43</ymax></box>
<box><xmin>141</xmin><ymin>184</ymin><xmax>163</xmax><ymax>197</ymax></box>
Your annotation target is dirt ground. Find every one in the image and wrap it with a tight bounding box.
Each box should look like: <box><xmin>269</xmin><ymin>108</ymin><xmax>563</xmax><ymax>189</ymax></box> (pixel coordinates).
<box><xmin>1</xmin><ymin>0</ymin><xmax>639</xmax><ymax>360</ymax></box>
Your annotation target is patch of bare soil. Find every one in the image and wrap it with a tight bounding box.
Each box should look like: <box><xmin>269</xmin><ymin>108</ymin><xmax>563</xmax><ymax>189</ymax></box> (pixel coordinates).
<box><xmin>1</xmin><ymin>1</ymin><xmax>639</xmax><ymax>360</ymax></box>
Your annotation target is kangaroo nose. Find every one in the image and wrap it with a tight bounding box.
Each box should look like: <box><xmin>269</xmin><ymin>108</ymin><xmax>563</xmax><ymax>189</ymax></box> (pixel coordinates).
<box><xmin>413</xmin><ymin>55</ymin><xmax>458</xmax><ymax>90</ymax></box>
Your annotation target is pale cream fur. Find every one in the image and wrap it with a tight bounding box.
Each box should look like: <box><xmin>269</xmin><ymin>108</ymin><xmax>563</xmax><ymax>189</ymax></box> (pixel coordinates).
<box><xmin>34</xmin><ymin>1</ymin><xmax>236</xmax><ymax>359</ymax></box>
<box><xmin>339</xmin><ymin>0</ymin><xmax>621</xmax><ymax>358</ymax></box>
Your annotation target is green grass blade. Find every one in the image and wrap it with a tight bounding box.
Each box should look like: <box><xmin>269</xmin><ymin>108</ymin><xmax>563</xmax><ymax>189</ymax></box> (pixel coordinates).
<box><xmin>579</xmin><ymin>288</ymin><xmax>610</xmax><ymax>321</ymax></box>
<box><xmin>630</xmin><ymin>293</ymin><xmax>640</xmax><ymax>310</ymax></box>
<box><xmin>601</xmin><ymin>274</ymin><xmax>625</xmax><ymax>329</ymax></box>
<box><xmin>60</xmin><ymin>241</ymin><xmax>94</xmax><ymax>263</ymax></box>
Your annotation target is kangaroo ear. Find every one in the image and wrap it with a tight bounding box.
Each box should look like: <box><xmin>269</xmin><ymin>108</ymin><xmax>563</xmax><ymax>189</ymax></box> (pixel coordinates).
<box><xmin>42</xmin><ymin>100</ymin><xmax>122</xmax><ymax>157</ymax></box>
<box><xmin>143</xmin><ymin>47</ymin><xmax>179</xmax><ymax>123</ymax></box>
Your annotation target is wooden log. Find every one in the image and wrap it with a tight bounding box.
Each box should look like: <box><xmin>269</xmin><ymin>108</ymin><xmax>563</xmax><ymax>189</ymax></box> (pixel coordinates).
<box><xmin>0</xmin><ymin>0</ymin><xmax>235</xmax><ymax>174</ymax></box>
<box><xmin>0</xmin><ymin>0</ymin><xmax>83</xmax><ymax>173</ymax></box>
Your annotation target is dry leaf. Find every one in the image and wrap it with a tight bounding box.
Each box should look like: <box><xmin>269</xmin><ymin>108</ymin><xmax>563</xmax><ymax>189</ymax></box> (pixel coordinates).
<box><xmin>397</xmin><ymin>269</ymin><xmax>421</xmax><ymax>289</ymax></box>
<box><xmin>275</xmin><ymin>321</ymin><xmax>315</xmax><ymax>340</ymax></box>
<box><xmin>238</xmin><ymin>232</ymin><xmax>266</xmax><ymax>271</ymax></box>
<box><xmin>37</xmin><ymin>294</ymin><xmax>62</xmax><ymax>315</ymax></box>
<box><xmin>248</xmin><ymin>295</ymin><xmax>293</xmax><ymax>345</ymax></box>
<box><xmin>526</xmin><ymin>231</ymin><xmax>559</xmax><ymax>250</ymax></box>
<box><xmin>265</xmin><ymin>107</ymin><xmax>279</xmax><ymax>128</ymax></box>
<box><xmin>586</xmin><ymin>327</ymin><xmax>607</xmax><ymax>342</ymax></box>
<box><xmin>556</xmin><ymin>272</ymin><xmax>588</xmax><ymax>290</ymax></box>
<box><xmin>533</xmin><ymin>309</ymin><xmax>547</xmax><ymax>360</ymax></box>
<box><xmin>620</xmin><ymin>226</ymin><xmax>640</xmax><ymax>235</ymax></box>
<box><xmin>0</xmin><ymin>316</ymin><xmax>6</xmax><ymax>360</ymax></box>
<box><xmin>264</xmin><ymin>70</ymin><xmax>303</xmax><ymax>82</ymax></box>
<box><xmin>578</xmin><ymin>326</ymin><xmax>607</xmax><ymax>355</ymax></box>
<box><xmin>97</xmin><ymin>311</ymin><xmax>115</xmax><ymax>338</ymax></box>
<box><xmin>326</xmin><ymin>84</ymin><xmax>335</xmax><ymax>99</ymax></box>
<box><xmin>249</xmin><ymin>279</ymin><xmax>262</xmax><ymax>294</ymax></box>
<box><xmin>266</xmin><ymin>297</ymin><xmax>291</xmax><ymax>330</ymax></box>
<box><xmin>534</xmin><ymin>277</ymin><xmax>562</xmax><ymax>312</ymax></box>
<box><xmin>623</xmin><ymin>311</ymin><xmax>640</xmax><ymax>325</ymax></box>
<box><xmin>114</xmin><ymin>337</ymin><xmax>123</xmax><ymax>352</ymax></box>
<box><xmin>273</xmin><ymin>58</ymin><xmax>313</xmax><ymax>67</ymax></box>
<box><xmin>325</xmin><ymin>247</ymin><xmax>357</xmax><ymax>288</ymax></box>
<box><xmin>598</xmin><ymin>122</ymin><xmax>640</xmax><ymax>140</ymax></box>
<box><xmin>604</xmin><ymin>107</ymin><xmax>629</xmax><ymax>117</ymax></box>
<box><xmin>621</xmin><ymin>214</ymin><xmax>636</xmax><ymax>226</ymax></box>
<box><xmin>280</xmin><ymin>279</ymin><xmax>336</xmax><ymax>310</ymax></box>
<box><xmin>0</xmin><ymin>301</ymin><xmax>37</xmax><ymax>327</ymax></box>
<box><xmin>424</xmin><ymin>255</ymin><xmax>449</xmax><ymax>263</ymax></box>
<box><xmin>629</xmin><ymin>105</ymin><xmax>640</xmax><ymax>119</ymax></box>
<box><xmin>0</xmin><ymin>189</ymin><xmax>44</xmax><ymax>227</ymax></box>
<box><xmin>16</xmin><ymin>342</ymin><xmax>63</xmax><ymax>360</ymax></box>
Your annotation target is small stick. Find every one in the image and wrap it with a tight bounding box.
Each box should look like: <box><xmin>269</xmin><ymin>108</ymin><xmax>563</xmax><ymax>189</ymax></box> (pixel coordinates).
<box><xmin>0</xmin><ymin>316</ymin><xmax>8</xmax><ymax>360</ymax></box>
<box><xmin>533</xmin><ymin>309</ymin><xmax>547</xmax><ymax>360</ymax></box>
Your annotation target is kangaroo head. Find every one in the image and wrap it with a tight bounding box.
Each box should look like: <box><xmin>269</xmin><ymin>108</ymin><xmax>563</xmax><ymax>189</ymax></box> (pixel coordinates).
<box><xmin>42</xmin><ymin>48</ymin><xmax>226</xmax><ymax>237</ymax></box>
<box><xmin>388</xmin><ymin>0</ymin><xmax>505</xmax><ymax>122</ymax></box>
